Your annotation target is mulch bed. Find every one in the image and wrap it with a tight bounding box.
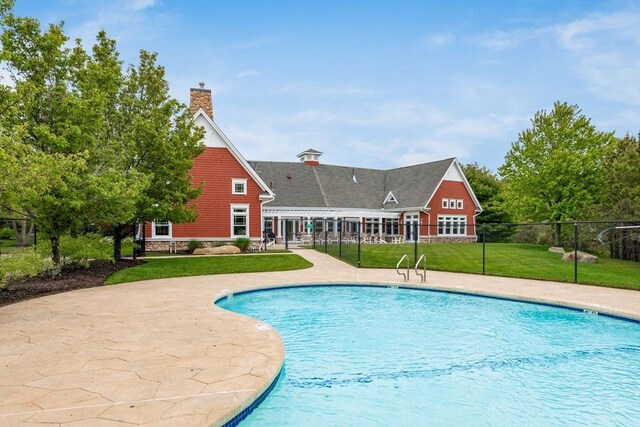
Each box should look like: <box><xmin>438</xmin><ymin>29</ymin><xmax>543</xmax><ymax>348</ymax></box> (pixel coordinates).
<box><xmin>0</xmin><ymin>259</ymin><xmax>143</xmax><ymax>308</ymax></box>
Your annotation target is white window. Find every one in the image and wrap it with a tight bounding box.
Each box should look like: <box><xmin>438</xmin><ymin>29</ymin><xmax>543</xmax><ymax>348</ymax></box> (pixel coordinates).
<box><xmin>442</xmin><ymin>198</ymin><xmax>449</xmax><ymax>209</ymax></box>
<box><xmin>152</xmin><ymin>221</ymin><xmax>171</xmax><ymax>238</ymax></box>
<box><xmin>365</xmin><ymin>218</ymin><xmax>379</xmax><ymax>235</ymax></box>
<box><xmin>232</xmin><ymin>178</ymin><xmax>247</xmax><ymax>195</ymax></box>
<box><xmin>437</xmin><ymin>215</ymin><xmax>467</xmax><ymax>236</ymax></box>
<box><xmin>385</xmin><ymin>219</ymin><xmax>399</xmax><ymax>235</ymax></box>
<box><xmin>231</xmin><ymin>205</ymin><xmax>249</xmax><ymax>237</ymax></box>
<box><xmin>457</xmin><ymin>199</ymin><xmax>463</xmax><ymax>209</ymax></box>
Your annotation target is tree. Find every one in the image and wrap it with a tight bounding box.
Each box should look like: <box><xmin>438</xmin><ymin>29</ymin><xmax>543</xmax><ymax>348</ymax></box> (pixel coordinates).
<box><xmin>499</xmin><ymin>102</ymin><xmax>614</xmax><ymax>246</ymax></box>
<box><xmin>109</xmin><ymin>50</ymin><xmax>204</xmax><ymax>260</ymax></box>
<box><xmin>1</xmin><ymin>9</ymin><xmax>147</xmax><ymax>264</ymax></box>
<box><xmin>599</xmin><ymin>133</ymin><xmax>640</xmax><ymax>220</ymax></box>
<box><xmin>462</xmin><ymin>163</ymin><xmax>513</xmax><ymax>241</ymax></box>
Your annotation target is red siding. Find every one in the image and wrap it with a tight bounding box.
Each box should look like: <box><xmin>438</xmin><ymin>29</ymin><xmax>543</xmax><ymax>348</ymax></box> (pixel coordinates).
<box><xmin>146</xmin><ymin>147</ymin><xmax>263</xmax><ymax>239</ymax></box>
<box><xmin>426</xmin><ymin>180</ymin><xmax>478</xmax><ymax>235</ymax></box>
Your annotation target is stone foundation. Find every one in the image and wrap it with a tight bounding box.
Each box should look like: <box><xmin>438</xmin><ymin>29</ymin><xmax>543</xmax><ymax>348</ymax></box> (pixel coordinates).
<box><xmin>418</xmin><ymin>236</ymin><xmax>477</xmax><ymax>243</ymax></box>
<box><xmin>144</xmin><ymin>240</ymin><xmax>263</xmax><ymax>253</ymax></box>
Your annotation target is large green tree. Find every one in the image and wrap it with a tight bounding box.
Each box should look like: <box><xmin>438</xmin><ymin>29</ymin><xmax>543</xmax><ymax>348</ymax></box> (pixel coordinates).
<box><xmin>598</xmin><ymin>132</ymin><xmax>640</xmax><ymax>220</ymax></box>
<box><xmin>499</xmin><ymin>102</ymin><xmax>614</xmax><ymax>245</ymax></box>
<box><xmin>110</xmin><ymin>50</ymin><xmax>205</xmax><ymax>260</ymax></box>
<box><xmin>462</xmin><ymin>163</ymin><xmax>513</xmax><ymax>241</ymax></box>
<box><xmin>1</xmin><ymin>3</ymin><xmax>200</xmax><ymax>264</ymax></box>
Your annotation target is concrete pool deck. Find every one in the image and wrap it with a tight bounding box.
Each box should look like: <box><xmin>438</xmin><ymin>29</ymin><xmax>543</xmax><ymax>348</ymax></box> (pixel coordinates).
<box><xmin>1</xmin><ymin>249</ymin><xmax>639</xmax><ymax>426</ymax></box>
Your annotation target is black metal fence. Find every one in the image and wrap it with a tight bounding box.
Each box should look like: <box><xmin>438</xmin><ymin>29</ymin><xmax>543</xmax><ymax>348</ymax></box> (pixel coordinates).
<box><xmin>287</xmin><ymin>218</ymin><xmax>639</xmax><ymax>286</ymax></box>
<box><xmin>0</xmin><ymin>217</ymin><xmax>37</xmax><ymax>256</ymax></box>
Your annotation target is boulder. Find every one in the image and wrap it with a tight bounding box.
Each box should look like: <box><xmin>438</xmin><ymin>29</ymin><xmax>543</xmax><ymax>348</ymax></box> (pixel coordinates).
<box><xmin>548</xmin><ymin>246</ymin><xmax>564</xmax><ymax>254</ymax></box>
<box><xmin>193</xmin><ymin>245</ymin><xmax>241</xmax><ymax>255</ymax></box>
<box><xmin>562</xmin><ymin>251</ymin><xmax>598</xmax><ymax>264</ymax></box>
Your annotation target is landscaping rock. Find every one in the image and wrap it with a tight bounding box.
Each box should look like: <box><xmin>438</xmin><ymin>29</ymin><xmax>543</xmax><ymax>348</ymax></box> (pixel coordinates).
<box><xmin>562</xmin><ymin>251</ymin><xmax>598</xmax><ymax>264</ymax></box>
<box><xmin>549</xmin><ymin>246</ymin><xmax>564</xmax><ymax>254</ymax></box>
<box><xmin>193</xmin><ymin>245</ymin><xmax>241</xmax><ymax>255</ymax></box>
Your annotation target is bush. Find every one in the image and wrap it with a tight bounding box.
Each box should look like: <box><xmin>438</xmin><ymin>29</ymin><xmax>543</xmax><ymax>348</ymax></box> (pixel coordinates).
<box><xmin>0</xmin><ymin>248</ymin><xmax>55</xmax><ymax>288</ymax></box>
<box><xmin>234</xmin><ymin>237</ymin><xmax>251</xmax><ymax>253</ymax></box>
<box><xmin>0</xmin><ymin>226</ymin><xmax>13</xmax><ymax>240</ymax></box>
<box><xmin>38</xmin><ymin>233</ymin><xmax>113</xmax><ymax>267</ymax></box>
<box><xmin>188</xmin><ymin>239</ymin><xmax>203</xmax><ymax>253</ymax></box>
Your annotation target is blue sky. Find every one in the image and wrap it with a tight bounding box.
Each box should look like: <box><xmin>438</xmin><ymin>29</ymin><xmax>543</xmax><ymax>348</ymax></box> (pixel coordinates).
<box><xmin>14</xmin><ymin>0</ymin><xmax>640</xmax><ymax>172</ymax></box>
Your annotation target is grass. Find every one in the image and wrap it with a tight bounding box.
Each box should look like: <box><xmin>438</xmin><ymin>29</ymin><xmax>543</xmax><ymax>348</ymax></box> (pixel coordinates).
<box><xmin>0</xmin><ymin>239</ymin><xmax>23</xmax><ymax>254</ymax></box>
<box><xmin>320</xmin><ymin>243</ymin><xmax>640</xmax><ymax>290</ymax></box>
<box><xmin>105</xmin><ymin>254</ymin><xmax>313</xmax><ymax>285</ymax></box>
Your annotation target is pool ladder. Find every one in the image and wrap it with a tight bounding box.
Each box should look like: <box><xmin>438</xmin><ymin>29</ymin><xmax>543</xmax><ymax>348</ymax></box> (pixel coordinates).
<box><xmin>396</xmin><ymin>254</ymin><xmax>409</xmax><ymax>281</ymax></box>
<box><xmin>396</xmin><ymin>254</ymin><xmax>427</xmax><ymax>283</ymax></box>
<box><xmin>415</xmin><ymin>254</ymin><xmax>426</xmax><ymax>283</ymax></box>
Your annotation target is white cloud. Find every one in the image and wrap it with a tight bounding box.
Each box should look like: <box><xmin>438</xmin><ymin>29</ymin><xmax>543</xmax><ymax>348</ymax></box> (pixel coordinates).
<box><xmin>236</xmin><ymin>70</ymin><xmax>262</xmax><ymax>78</ymax></box>
<box><xmin>423</xmin><ymin>32</ymin><xmax>455</xmax><ymax>48</ymax></box>
<box><xmin>552</xmin><ymin>12</ymin><xmax>640</xmax><ymax>106</ymax></box>
<box><xmin>473</xmin><ymin>30</ymin><xmax>525</xmax><ymax>50</ymax></box>
<box><xmin>127</xmin><ymin>0</ymin><xmax>158</xmax><ymax>11</ymax></box>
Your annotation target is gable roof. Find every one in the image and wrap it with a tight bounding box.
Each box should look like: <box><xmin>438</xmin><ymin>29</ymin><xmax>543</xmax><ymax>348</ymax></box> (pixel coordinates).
<box><xmin>383</xmin><ymin>158</ymin><xmax>454</xmax><ymax>209</ymax></box>
<box><xmin>250</xmin><ymin>157</ymin><xmax>480</xmax><ymax>211</ymax></box>
<box><xmin>193</xmin><ymin>109</ymin><xmax>274</xmax><ymax>199</ymax></box>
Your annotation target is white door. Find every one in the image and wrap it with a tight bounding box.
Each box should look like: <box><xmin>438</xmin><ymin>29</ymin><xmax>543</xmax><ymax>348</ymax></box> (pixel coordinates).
<box><xmin>405</xmin><ymin>214</ymin><xmax>419</xmax><ymax>242</ymax></box>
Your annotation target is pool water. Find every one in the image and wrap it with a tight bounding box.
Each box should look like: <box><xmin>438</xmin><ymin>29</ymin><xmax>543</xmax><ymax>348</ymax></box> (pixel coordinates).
<box><xmin>217</xmin><ymin>286</ymin><xmax>640</xmax><ymax>426</ymax></box>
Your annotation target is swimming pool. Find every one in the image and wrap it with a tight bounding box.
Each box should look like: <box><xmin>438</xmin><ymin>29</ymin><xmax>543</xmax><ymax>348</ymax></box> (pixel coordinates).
<box><xmin>217</xmin><ymin>285</ymin><xmax>640</xmax><ymax>426</ymax></box>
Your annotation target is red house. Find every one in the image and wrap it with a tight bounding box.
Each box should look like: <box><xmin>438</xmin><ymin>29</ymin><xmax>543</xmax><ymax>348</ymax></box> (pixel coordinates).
<box><xmin>143</xmin><ymin>85</ymin><xmax>482</xmax><ymax>251</ymax></box>
<box><xmin>143</xmin><ymin>83</ymin><xmax>274</xmax><ymax>252</ymax></box>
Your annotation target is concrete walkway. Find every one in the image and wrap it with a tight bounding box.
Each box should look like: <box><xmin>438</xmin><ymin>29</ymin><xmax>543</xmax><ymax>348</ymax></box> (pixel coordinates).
<box><xmin>1</xmin><ymin>249</ymin><xmax>639</xmax><ymax>426</ymax></box>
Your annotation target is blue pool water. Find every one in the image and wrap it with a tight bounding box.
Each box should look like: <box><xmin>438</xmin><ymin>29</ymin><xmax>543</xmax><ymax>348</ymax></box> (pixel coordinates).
<box><xmin>217</xmin><ymin>286</ymin><xmax>640</xmax><ymax>426</ymax></box>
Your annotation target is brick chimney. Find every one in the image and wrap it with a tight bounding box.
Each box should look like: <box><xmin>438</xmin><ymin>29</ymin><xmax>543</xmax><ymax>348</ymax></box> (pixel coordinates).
<box><xmin>189</xmin><ymin>82</ymin><xmax>214</xmax><ymax>119</ymax></box>
<box><xmin>297</xmin><ymin>148</ymin><xmax>323</xmax><ymax>166</ymax></box>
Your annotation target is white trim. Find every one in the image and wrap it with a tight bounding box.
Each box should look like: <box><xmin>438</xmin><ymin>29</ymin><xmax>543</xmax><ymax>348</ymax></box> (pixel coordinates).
<box><xmin>442</xmin><ymin>198</ymin><xmax>449</xmax><ymax>209</ymax></box>
<box><xmin>424</xmin><ymin>159</ymin><xmax>482</xmax><ymax>212</ymax></box>
<box><xmin>230</xmin><ymin>204</ymin><xmax>250</xmax><ymax>238</ymax></box>
<box><xmin>151</xmin><ymin>220</ymin><xmax>172</xmax><ymax>238</ymax></box>
<box><xmin>232</xmin><ymin>178</ymin><xmax>247</xmax><ymax>195</ymax></box>
<box><xmin>383</xmin><ymin>191</ymin><xmax>398</xmax><ymax>205</ymax></box>
<box><xmin>262</xmin><ymin>207</ymin><xmax>400</xmax><ymax>219</ymax></box>
<box><xmin>437</xmin><ymin>214</ymin><xmax>468</xmax><ymax>236</ymax></box>
<box><xmin>192</xmin><ymin>109</ymin><xmax>274</xmax><ymax>200</ymax></box>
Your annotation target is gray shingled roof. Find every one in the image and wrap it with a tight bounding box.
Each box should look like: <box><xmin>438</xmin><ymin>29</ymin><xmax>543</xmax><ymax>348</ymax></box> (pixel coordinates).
<box><xmin>250</xmin><ymin>158</ymin><xmax>456</xmax><ymax>210</ymax></box>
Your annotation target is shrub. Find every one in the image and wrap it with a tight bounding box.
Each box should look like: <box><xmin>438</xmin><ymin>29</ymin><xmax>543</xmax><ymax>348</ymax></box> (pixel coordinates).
<box><xmin>188</xmin><ymin>239</ymin><xmax>203</xmax><ymax>253</ymax></box>
<box><xmin>38</xmin><ymin>233</ymin><xmax>113</xmax><ymax>267</ymax></box>
<box><xmin>0</xmin><ymin>227</ymin><xmax>13</xmax><ymax>240</ymax></box>
<box><xmin>0</xmin><ymin>248</ymin><xmax>55</xmax><ymax>288</ymax></box>
<box><xmin>234</xmin><ymin>237</ymin><xmax>251</xmax><ymax>253</ymax></box>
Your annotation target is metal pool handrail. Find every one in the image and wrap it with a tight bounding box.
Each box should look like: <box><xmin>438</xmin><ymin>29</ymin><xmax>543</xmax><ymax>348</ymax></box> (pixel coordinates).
<box><xmin>396</xmin><ymin>254</ymin><xmax>409</xmax><ymax>281</ymax></box>
<box><xmin>415</xmin><ymin>254</ymin><xmax>426</xmax><ymax>283</ymax></box>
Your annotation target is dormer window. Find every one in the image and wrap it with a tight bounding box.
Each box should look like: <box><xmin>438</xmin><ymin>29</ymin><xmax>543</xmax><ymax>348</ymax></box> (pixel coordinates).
<box><xmin>384</xmin><ymin>191</ymin><xmax>398</xmax><ymax>204</ymax></box>
<box><xmin>232</xmin><ymin>178</ymin><xmax>247</xmax><ymax>195</ymax></box>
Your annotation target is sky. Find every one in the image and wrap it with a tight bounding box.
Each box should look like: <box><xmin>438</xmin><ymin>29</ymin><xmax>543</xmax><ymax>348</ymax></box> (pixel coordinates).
<box><xmin>13</xmin><ymin>0</ymin><xmax>640</xmax><ymax>172</ymax></box>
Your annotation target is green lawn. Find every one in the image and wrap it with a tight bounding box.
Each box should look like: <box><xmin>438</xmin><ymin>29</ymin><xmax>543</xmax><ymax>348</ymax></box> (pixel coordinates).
<box><xmin>322</xmin><ymin>243</ymin><xmax>640</xmax><ymax>290</ymax></box>
<box><xmin>0</xmin><ymin>239</ymin><xmax>22</xmax><ymax>254</ymax></box>
<box><xmin>105</xmin><ymin>254</ymin><xmax>313</xmax><ymax>284</ymax></box>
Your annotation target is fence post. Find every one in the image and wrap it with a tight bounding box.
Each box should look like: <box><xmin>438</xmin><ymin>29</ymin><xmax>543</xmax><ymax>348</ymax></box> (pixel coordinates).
<box><xmin>357</xmin><ymin>221</ymin><xmax>361</xmax><ymax>268</ymax></box>
<box><xmin>284</xmin><ymin>220</ymin><xmax>288</xmax><ymax>250</ymax></box>
<box><xmin>482</xmin><ymin>223</ymin><xmax>486</xmax><ymax>275</ymax></box>
<box><xmin>414</xmin><ymin>223</ymin><xmax>418</xmax><ymax>265</ymax></box>
<box><xmin>132</xmin><ymin>223</ymin><xmax>137</xmax><ymax>260</ymax></box>
<box><xmin>339</xmin><ymin>220</ymin><xmax>342</xmax><ymax>259</ymax></box>
<box><xmin>324</xmin><ymin>220</ymin><xmax>328</xmax><ymax>253</ymax></box>
<box><xmin>574</xmin><ymin>222</ymin><xmax>578</xmax><ymax>284</ymax></box>
<box><xmin>33</xmin><ymin>224</ymin><xmax>37</xmax><ymax>249</ymax></box>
